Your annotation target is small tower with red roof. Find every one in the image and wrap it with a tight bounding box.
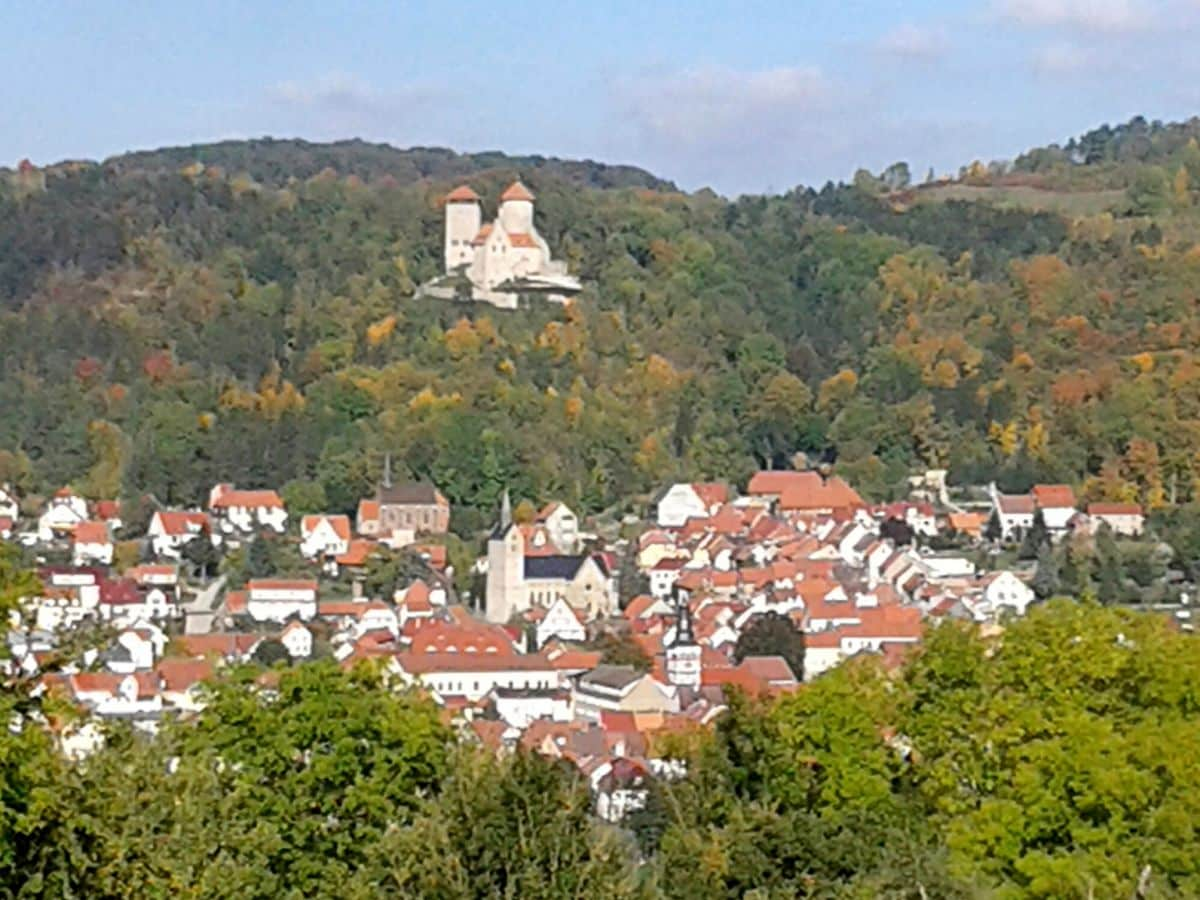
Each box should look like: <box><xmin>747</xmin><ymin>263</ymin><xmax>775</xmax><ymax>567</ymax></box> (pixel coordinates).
<box><xmin>444</xmin><ymin>184</ymin><xmax>481</xmax><ymax>273</ymax></box>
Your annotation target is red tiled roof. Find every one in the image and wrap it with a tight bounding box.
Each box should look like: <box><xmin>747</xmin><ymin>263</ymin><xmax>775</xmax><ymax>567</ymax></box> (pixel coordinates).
<box><xmin>1032</xmin><ymin>484</ymin><xmax>1076</xmax><ymax>509</ymax></box>
<box><xmin>997</xmin><ymin>494</ymin><xmax>1035</xmax><ymax>515</ymax></box>
<box><xmin>445</xmin><ymin>184</ymin><xmax>480</xmax><ymax>202</ymax></box>
<box><xmin>225</xmin><ymin>591</ymin><xmax>247</xmax><ymax>615</ymax></box>
<box><xmin>212</xmin><ymin>489</ymin><xmax>283</xmax><ymax>510</ymax></box>
<box><xmin>545</xmin><ymin>649</ymin><xmax>602</xmax><ymax>670</ymax></box>
<box><xmin>501</xmin><ymin>181</ymin><xmax>535</xmax><ymax>202</ymax></box>
<box><xmin>408</xmin><ymin>620</ymin><xmax>514</xmax><ymax>656</ymax></box>
<box><xmin>779</xmin><ymin>476</ymin><xmax>864</xmax><ymax>513</ymax></box>
<box><xmin>302</xmin><ymin>514</ymin><xmax>351</xmax><ymax>541</ymax></box>
<box><xmin>357</xmin><ymin>499</ymin><xmax>380</xmax><ymax>524</ymax></box>
<box><xmin>176</xmin><ymin>633</ymin><xmax>260</xmax><ymax>658</ymax></box>
<box><xmin>471</xmin><ymin>223</ymin><xmax>494</xmax><ymax>246</ymax></box>
<box><xmin>99</xmin><ymin>579</ymin><xmax>141</xmax><ymax>606</ymax></box>
<box><xmin>1087</xmin><ymin>502</ymin><xmax>1143</xmax><ymax>516</ymax></box>
<box><xmin>747</xmin><ymin>470</ymin><xmax>817</xmax><ymax>496</ymax></box>
<box><xmin>507</xmin><ymin>232</ymin><xmax>538</xmax><ymax>249</ymax></box>
<box><xmin>127</xmin><ymin>564</ymin><xmax>178</xmax><ymax>582</ymax></box>
<box><xmin>395</xmin><ymin>651</ymin><xmax>557</xmax><ymax>675</ymax></box>
<box><xmin>153</xmin><ymin>510</ymin><xmax>210</xmax><ymax>536</ymax></box>
<box><xmin>336</xmin><ymin>539</ymin><xmax>376</xmax><ymax>567</ymax></box>
<box><xmin>156</xmin><ymin>658</ymin><xmax>213</xmax><ymax>692</ymax></box>
<box><xmin>93</xmin><ymin>500</ymin><xmax>121</xmax><ymax>520</ymax></box>
<box><xmin>692</xmin><ymin>482</ymin><xmax>729</xmax><ymax>508</ymax></box>
<box><xmin>73</xmin><ymin>521</ymin><xmax>109</xmax><ymax>544</ymax></box>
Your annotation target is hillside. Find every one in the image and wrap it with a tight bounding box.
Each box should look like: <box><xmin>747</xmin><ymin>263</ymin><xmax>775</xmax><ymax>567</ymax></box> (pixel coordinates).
<box><xmin>4</xmin><ymin>118</ymin><xmax>1200</xmax><ymax>532</ymax></box>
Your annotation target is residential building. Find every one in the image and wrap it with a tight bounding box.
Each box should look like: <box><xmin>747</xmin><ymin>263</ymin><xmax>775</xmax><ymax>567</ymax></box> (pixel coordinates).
<box><xmin>299</xmin><ymin>514</ymin><xmax>351</xmax><ymax>559</ymax></box>
<box><xmin>245</xmin><ymin>579</ymin><xmax>317</xmax><ymax>623</ymax></box>
<box><xmin>1087</xmin><ymin>502</ymin><xmax>1145</xmax><ymax>537</ymax></box>
<box><xmin>572</xmin><ymin>666</ymin><xmax>678</xmax><ymax>721</ymax></box>
<box><xmin>147</xmin><ymin>510</ymin><xmax>213</xmax><ymax>558</ymax></box>
<box><xmin>208</xmin><ymin>484</ymin><xmax>287</xmax><ymax>534</ymax></box>
<box><xmin>656</xmin><ymin>482</ymin><xmax>729</xmax><ymax>528</ymax></box>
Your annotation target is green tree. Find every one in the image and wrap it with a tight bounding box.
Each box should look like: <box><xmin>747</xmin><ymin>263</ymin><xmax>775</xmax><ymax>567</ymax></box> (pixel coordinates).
<box><xmin>732</xmin><ymin>610</ymin><xmax>806</xmax><ymax>681</ymax></box>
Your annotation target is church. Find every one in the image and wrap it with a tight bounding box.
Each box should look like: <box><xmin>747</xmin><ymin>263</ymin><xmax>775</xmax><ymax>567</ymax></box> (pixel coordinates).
<box><xmin>427</xmin><ymin>180</ymin><xmax>582</xmax><ymax>309</ymax></box>
<box><xmin>484</xmin><ymin>495</ymin><xmax>616</xmax><ymax>625</ymax></box>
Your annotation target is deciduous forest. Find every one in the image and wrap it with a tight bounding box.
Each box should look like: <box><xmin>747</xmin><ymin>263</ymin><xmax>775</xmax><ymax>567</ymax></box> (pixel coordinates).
<box><xmin>6</xmin><ymin>117</ymin><xmax>1200</xmax><ymax>534</ymax></box>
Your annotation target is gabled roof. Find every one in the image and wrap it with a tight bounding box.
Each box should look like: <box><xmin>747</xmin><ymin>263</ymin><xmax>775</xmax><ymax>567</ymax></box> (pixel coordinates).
<box><xmin>579</xmin><ymin>665</ymin><xmax>644</xmax><ymax>692</ymax></box>
<box><xmin>153</xmin><ymin>509</ymin><xmax>211</xmax><ymax>536</ymax></box>
<box><xmin>471</xmin><ymin>223</ymin><xmax>494</xmax><ymax>246</ymax></box>
<box><xmin>445</xmin><ymin>184</ymin><xmax>480</xmax><ymax>202</ymax></box>
<box><xmin>747</xmin><ymin>470</ymin><xmax>817</xmax><ymax>496</ymax></box>
<box><xmin>996</xmin><ymin>493</ymin><xmax>1035</xmax><ymax>515</ymax></box>
<box><xmin>1087</xmin><ymin>502</ymin><xmax>1143</xmax><ymax>516</ymax></box>
<box><xmin>524</xmin><ymin>555</ymin><xmax>588</xmax><ymax>580</ymax></box>
<box><xmin>507</xmin><ymin>233</ymin><xmax>538</xmax><ymax>249</ymax></box>
<box><xmin>501</xmin><ymin>181</ymin><xmax>535</xmax><ymax>202</ymax></box>
<box><xmin>73</xmin><ymin>521</ymin><xmax>110</xmax><ymax>544</ymax></box>
<box><xmin>156</xmin><ymin>658</ymin><xmax>213</xmax><ymax>692</ymax></box>
<box><xmin>1032</xmin><ymin>484</ymin><xmax>1076</xmax><ymax>509</ymax></box>
<box><xmin>377</xmin><ymin>482</ymin><xmax>444</xmax><ymax>506</ymax></box>
<box><xmin>212</xmin><ymin>488</ymin><xmax>284</xmax><ymax>510</ymax></box>
<box><xmin>301</xmin><ymin>514</ymin><xmax>351</xmax><ymax>541</ymax></box>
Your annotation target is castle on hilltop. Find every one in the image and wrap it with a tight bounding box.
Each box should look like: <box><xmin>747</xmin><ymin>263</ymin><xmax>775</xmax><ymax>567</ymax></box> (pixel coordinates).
<box><xmin>418</xmin><ymin>181</ymin><xmax>582</xmax><ymax>310</ymax></box>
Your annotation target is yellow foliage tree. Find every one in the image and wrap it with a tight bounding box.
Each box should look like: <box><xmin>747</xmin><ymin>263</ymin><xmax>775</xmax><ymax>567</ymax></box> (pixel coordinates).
<box><xmin>366</xmin><ymin>315</ymin><xmax>397</xmax><ymax>347</ymax></box>
<box><xmin>817</xmin><ymin>369</ymin><xmax>858</xmax><ymax>413</ymax></box>
<box><xmin>988</xmin><ymin>420</ymin><xmax>1020</xmax><ymax>458</ymax></box>
<box><xmin>444</xmin><ymin>318</ymin><xmax>482</xmax><ymax>358</ymax></box>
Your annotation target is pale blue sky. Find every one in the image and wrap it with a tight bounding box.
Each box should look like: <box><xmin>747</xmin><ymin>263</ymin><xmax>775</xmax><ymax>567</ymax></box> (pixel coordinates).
<box><xmin>4</xmin><ymin>0</ymin><xmax>1200</xmax><ymax>193</ymax></box>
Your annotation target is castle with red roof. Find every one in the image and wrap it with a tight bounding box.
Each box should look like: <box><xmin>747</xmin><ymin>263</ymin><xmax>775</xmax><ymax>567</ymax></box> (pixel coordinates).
<box><xmin>424</xmin><ymin>181</ymin><xmax>582</xmax><ymax>309</ymax></box>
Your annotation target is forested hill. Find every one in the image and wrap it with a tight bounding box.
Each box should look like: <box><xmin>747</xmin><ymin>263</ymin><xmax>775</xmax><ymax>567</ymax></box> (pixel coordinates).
<box><xmin>94</xmin><ymin>138</ymin><xmax>676</xmax><ymax>191</ymax></box>
<box><xmin>3</xmin><ymin>116</ymin><xmax>1200</xmax><ymax>533</ymax></box>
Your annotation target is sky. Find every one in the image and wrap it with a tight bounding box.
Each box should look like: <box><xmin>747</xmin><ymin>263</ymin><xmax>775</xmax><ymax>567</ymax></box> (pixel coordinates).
<box><xmin>4</xmin><ymin>0</ymin><xmax>1200</xmax><ymax>195</ymax></box>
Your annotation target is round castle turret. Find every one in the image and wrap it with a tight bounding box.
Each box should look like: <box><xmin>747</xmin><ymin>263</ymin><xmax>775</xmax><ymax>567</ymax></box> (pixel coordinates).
<box><xmin>444</xmin><ymin>185</ymin><xmax>481</xmax><ymax>273</ymax></box>
<box><xmin>498</xmin><ymin>181</ymin><xmax>535</xmax><ymax>235</ymax></box>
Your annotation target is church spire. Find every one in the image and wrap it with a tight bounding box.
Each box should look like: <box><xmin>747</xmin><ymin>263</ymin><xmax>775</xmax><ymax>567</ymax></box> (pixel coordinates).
<box><xmin>670</xmin><ymin>588</ymin><xmax>696</xmax><ymax>647</ymax></box>
<box><xmin>500</xmin><ymin>488</ymin><xmax>512</xmax><ymax>529</ymax></box>
<box><xmin>382</xmin><ymin>452</ymin><xmax>393</xmax><ymax>489</ymax></box>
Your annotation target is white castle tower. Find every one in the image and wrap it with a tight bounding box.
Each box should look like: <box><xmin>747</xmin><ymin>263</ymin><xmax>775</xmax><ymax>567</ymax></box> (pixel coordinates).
<box><xmin>497</xmin><ymin>181</ymin><xmax>535</xmax><ymax>234</ymax></box>
<box><xmin>444</xmin><ymin>185</ymin><xmax>481</xmax><ymax>272</ymax></box>
<box><xmin>665</xmin><ymin>590</ymin><xmax>702</xmax><ymax>690</ymax></box>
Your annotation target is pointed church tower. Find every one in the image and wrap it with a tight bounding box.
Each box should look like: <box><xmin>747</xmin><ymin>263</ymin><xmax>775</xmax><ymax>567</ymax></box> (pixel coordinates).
<box><xmin>485</xmin><ymin>491</ymin><xmax>524</xmax><ymax>624</ymax></box>
<box><xmin>382</xmin><ymin>452</ymin><xmax>393</xmax><ymax>489</ymax></box>
<box><xmin>665</xmin><ymin>589</ymin><xmax>702</xmax><ymax>690</ymax></box>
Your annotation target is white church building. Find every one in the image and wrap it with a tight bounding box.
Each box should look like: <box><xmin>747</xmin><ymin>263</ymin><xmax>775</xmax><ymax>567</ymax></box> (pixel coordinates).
<box><xmin>425</xmin><ymin>181</ymin><xmax>582</xmax><ymax>309</ymax></box>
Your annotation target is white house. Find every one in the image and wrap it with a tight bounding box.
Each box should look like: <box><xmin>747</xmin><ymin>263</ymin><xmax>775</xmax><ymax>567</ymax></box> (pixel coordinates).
<box><xmin>105</xmin><ymin>627</ymin><xmax>166</xmax><ymax>674</ymax></box>
<box><xmin>974</xmin><ymin>571</ymin><xmax>1036</xmax><ymax>620</ymax></box>
<box><xmin>72</xmin><ymin>521</ymin><xmax>113</xmax><ymax>566</ymax></box>
<box><xmin>300</xmin><ymin>514</ymin><xmax>351</xmax><ymax>559</ymax></box>
<box><xmin>98</xmin><ymin>579</ymin><xmax>177</xmax><ymax>626</ymax></box>
<box><xmin>390</xmin><ymin>651</ymin><xmax>564</xmax><ymax>704</ymax></box>
<box><xmin>535</xmin><ymin>596</ymin><xmax>587</xmax><ymax>647</ymax></box>
<box><xmin>1031</xmin><ymin>484</ymin><xmax>1078</xmax><ymax>533</ymax></box>
<box><xmin>316</xmin><ymin>600</ymin><xmax>399</xmax><ymax>638</ymax></box>
<box><xmin>648</xmin><ymin>558</ymin><xmax>686</xmax><ymax>599</ymax></box>
<box><xmin>246</xmin><ymin>579</ymin><xmax>317</xmax><ymax>623</ymax></box>
<box><xmin>990</xmin><ymin>485</ymin><xmax>1035</xmax><ymax>541</ymax></box>
<box><xmin>208</xmin><ymin>484</ymin><xmax>287</xmax><ymax>534</ymax></box>
<box><xmin>280</xmin><ymin>620</ymin><xmax>314</xmax><ymax>659</ymax></box>
<box><xmin>68</xmin><ymin>672</ymin><xmax>162</xmax><ymax>720</ymax></box>
<box><xmin>1087</xmin><ymin>503</ymin><xmax>1145</xmax><ymax>537</ymax></box>
<box><xmin>147</xmin><ymin>510</ymin><xmax>213</xmax><ymax>559</ymax></box>
<box><xmin>536</xmin><ymin>502</ymin><xmax>581</xmax><ymax>553</ymax></box>
<box><xmin>656</xmin><ymin>482</ymin><xmax>729</xmax><ymax>528</ymax></box>
<box><xmin>489</xmin><ymin>685</ymin><xmax>572</xmax><ymax>728</ymax></box>
<box><xmin>37</xmin><ymin>488</ymin><xmax>89</xmax><ymax>541</ymax></box>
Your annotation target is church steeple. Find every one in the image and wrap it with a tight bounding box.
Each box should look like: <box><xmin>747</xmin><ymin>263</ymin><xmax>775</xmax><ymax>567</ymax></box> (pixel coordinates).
<box><xmin>670</xmin><ymin>588</ymin><xmax>696</xmax><ymax>647</ymax></box>
<box><xmin>500</xmin><ymin>488</ymin><xmax>512</xmax><ymax>529</ymax></box>
<box><xmin>382</xmin><ymin>452</ymin><xmax>393</xmax><ymax>489</ymax></box>
<box><xmin>666</xmin><ymin>588</ymin><xmax>701</xmax><ymax>690</ymax></box>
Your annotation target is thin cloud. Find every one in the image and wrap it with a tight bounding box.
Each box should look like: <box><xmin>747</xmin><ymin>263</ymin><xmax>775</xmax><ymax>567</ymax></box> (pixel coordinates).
<box><xmin>996</xmin><ymin>0</ymin><xmax>1152</xmax><ymax>32</ymax></box>
<box><xmin>616</xmin><ymin>64</ymin><xmax>832</xmax><ymax>147</ymax></box>
<box><xmin>266</xmin><ymin>72</ymin><xmax>444</xmax><ymax>114</ymax></box>
<box><xmin>1030</xmin><ymin>42</ymin><xmax>1094</xmax><ymax>74</ymax></box>
<box><xmin>875</xmin><ymin>24</ymin><xmax>949</xmax><ymax>61</ymax></box>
